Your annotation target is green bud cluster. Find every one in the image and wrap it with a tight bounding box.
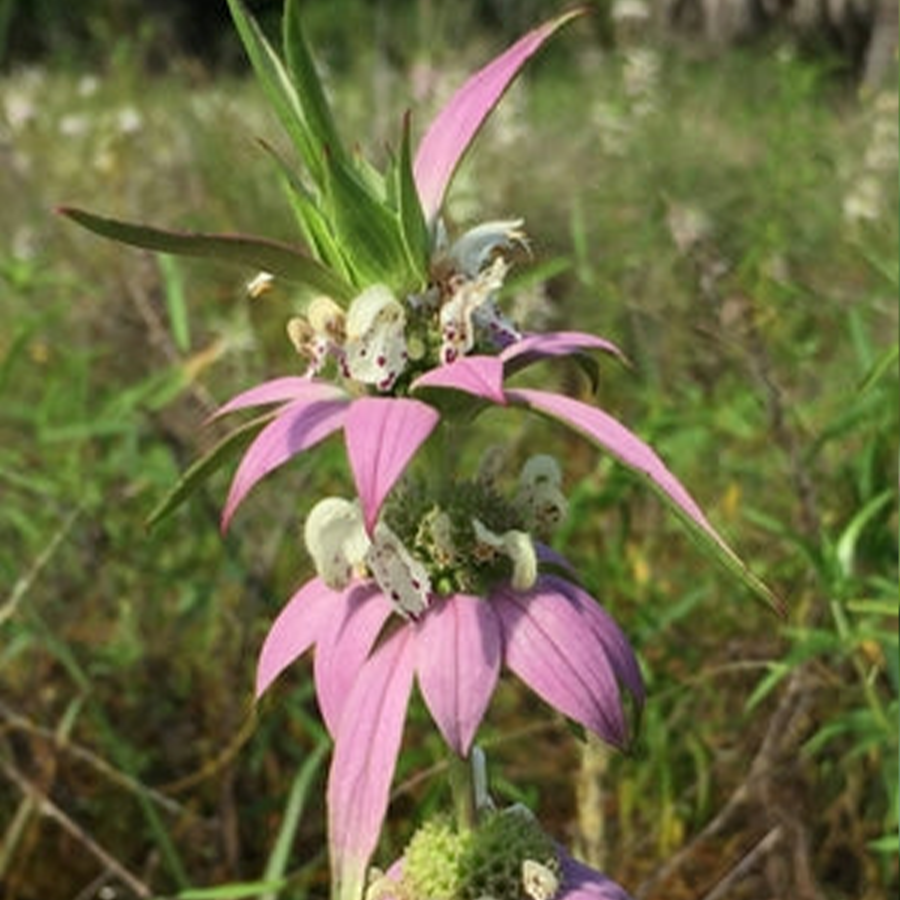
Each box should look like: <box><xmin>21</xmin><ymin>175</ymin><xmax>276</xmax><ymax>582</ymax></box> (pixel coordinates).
<box><xmin>396</xmin><ymin>810</ymin><xmax>560</xmax><ymax>900</ymax></box>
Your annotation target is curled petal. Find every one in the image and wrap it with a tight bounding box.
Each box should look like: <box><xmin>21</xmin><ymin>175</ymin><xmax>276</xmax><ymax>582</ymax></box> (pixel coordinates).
<box><xmin>438</xmin><ymin>257</ymin><xmax>508</xmax><ymax>364</ymax></box>
<box><xmin>448</xmin><ymin>219</ymin><xmax>527</xmax><ymax>276</ymax></box>
<box><xmin>255</xmin><ymin>577</ymin><xmax>345</xmax><ymax>698</ymax></box>
<box><xmin>412</xmin><ymin>355</ymin><xmax>506</xmax><ymax>405</ymax></box>
<box><xmin>212</xmin><ymin>377</ymin><xmax>345</xmax><ymax>419</ymax></box>
<box><xmin>507</xmin><ymin>388</ymin><xmax>782</xmax><ymax>613</ymax></box>
<box><xmin>500</xmin><ymin>331</ymin><xmax>625</xmax><ymax>378</ymax></box>
<box><xmin>473</xmin><ymin>519</ymin><xmax>538</xmax><ymax>591</ymax></box>
<box><xmin>415</xmin><ymin>594</ymin><xmax>502</xmax><ymax>756</ymax></box>
<box><xmin>328</xmin><ymin>628</ymin><xmax>416</xmax><ymax>900</ymax></box>
<box><xmin>559</xmin><ymin>852</ymin><xmax>634</xmax><ymax>900</ymax></box>
<box><xmin>344</xmin><ymin>398</ymin><xmax>440</xmax><ymax>533</ymax></box>
<box><xmin>221</xmin><ymin>395</ymin><xmax>349</xmax><ymax>529</ymax></box>
<box><xmin>494</xmin><ymin>582</ymin><xmax>630</xmax><ymax>748</ymax></box>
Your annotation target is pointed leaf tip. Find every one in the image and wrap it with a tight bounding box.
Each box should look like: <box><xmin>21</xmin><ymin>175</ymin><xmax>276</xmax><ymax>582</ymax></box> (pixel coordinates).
<box><xmin>58</xmin><ymin>206</ymin><xmax>354</xmax><ymax>300</ymax></box>
<box><xmin>413</xmin><ymin>8</ymin><xmax>585</xmax><ymax>220</ymax></box>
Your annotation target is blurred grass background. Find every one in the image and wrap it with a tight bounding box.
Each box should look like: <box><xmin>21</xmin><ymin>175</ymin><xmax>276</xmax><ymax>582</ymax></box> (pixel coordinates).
<box><xmin>0</xmin><ymin>1</ymin><xmax>896</xmax><ymax>899</ymax></box>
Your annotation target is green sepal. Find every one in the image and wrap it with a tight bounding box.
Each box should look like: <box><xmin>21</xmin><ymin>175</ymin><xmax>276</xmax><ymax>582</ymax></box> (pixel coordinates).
<box><xmin>396</xmin><ymin>111</ymin><xmax>431</xmax><ymax>284</ymax></box>
<box><xmin>225</xmin><ymin>0</ymin><xmax>325</xmax><ymax>183</ymax></box>
<box><xmin>282</xmin><ymin>0</ymin><xmax>344</xmax><ymax>163</ymax></box>
<box><xmin>58</xmin><ymin>206</ymin><xmax>354</xmax><ymax>301</ymax></box>
<box><xmin>323</xmin><ymin>153</ymin><xmax>412</xmax><ymax>290</ymax></box>
<box><xmin>146</xmin><ymin>412</ymin><xmax>275</xmax><ymax>529</ymax></box>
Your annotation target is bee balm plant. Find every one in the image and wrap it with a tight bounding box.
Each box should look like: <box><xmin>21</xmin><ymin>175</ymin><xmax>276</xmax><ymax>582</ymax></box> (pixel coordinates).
<box><xmin>60</xmin><ymin>3</ymin><xmax>778</xmax><ymax>899</ymax></box>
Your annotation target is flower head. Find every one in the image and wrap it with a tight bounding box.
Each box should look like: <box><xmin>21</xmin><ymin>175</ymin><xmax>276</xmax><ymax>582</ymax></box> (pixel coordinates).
<box><xmin>258</xmin><ymin>459</ymin><xmax>644</xmax><ymax>900</ymax></box>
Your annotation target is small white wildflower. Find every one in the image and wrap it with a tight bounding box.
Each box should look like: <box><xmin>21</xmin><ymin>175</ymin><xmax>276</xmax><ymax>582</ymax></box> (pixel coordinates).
<box><xmin>78</xmin><ymin>75</ymin><xmax>100</xmax><ymax>97</ymax></box>
<box><xmin>116</xmin><ymin>105</ymin><xmax>143</xmax><ymax>135</ymax></box>
<box><xmin>59</xmin><ymin>113</ymin><xmax>89</xmax><ymax>138</ymax></box>
<box><xmin>612</xmin><ymin>0</ymin><xmax>650</xmax><ymax>23</ymax></box>
<box><xmin>516</xmin><ymin>456</ymin><xmax>568</xmax><ymax>535</ymax></box>
<box><xmin>472</xmin><ymin>519</ymin><xmax>538</xmax><ymax>591</ymax></box>
<box><xmin>287</xmin><ymin>296</ymin><xmax>346</xmax><ymax>377</ymax></box>
<box><xmin>304</xmin><ymin>498</ymin><xmax>370</xmax><ymax>589</ymax></box>
<box><xmin>344</xmin><ymin>285</ymin><xmax>407</xmax><ymax>390</ymax></box>
<box><xmin>666</xmin><ymin>202</ymin><xmax>712</xmax><ymax>255</ymax></box>
<box><xmin>366</xmin><ymin>522</ymin><xmax>432</xmax><ymax>619</ymax></box>
<box><xmin>521</xmin><ymin>859</ymin><xmax>560</xmax><ymax>900</ymax></box>
<box><xmin>439</xmin><ymin>257</ymin><xmax>509</xmax><ymax>364</ymax></box>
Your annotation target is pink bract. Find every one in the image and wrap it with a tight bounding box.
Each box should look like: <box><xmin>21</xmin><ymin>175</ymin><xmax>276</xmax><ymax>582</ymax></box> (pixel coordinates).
<box><xmin>413</xmin><ymin>10</ymin><xmax>585</xmax><ymax>221</ymax></box>
<box><xmin>255</xmin><ymin>573</ymin><xmax>642</xmax><ymax>900</ymax></box>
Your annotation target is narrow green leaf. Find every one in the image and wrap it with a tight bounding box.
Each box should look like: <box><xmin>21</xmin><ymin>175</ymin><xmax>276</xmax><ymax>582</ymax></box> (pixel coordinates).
<box><xmin>174</xmin><ymin>880</ymin><xmax>288</xmax><ymax>900</ymax></box>
<box><xmin>261</xmin><ymin>738</ymin><xmax>330</xmax><ymax>899</ymax></box>
<box><xmin>59</xmin><ymin>206</ymin><xmax>353</xmax><ymax>301</ymax></box>
<box><xmin>846</xmin><ymin>598</ymin><xmax>899</xmax><ymax>617</ymax></box>
<box><xmin>225</xmin><ymin>0</ymin><xmax>323</xmax><ymax>181</ymax></box>
<box><xmin>283</xmin><ymin>0</ymin><xmax>343</xmax><ymax>160</ymax></box>
<box><xmin>146</xmin><ymin>414</ymin><xmax>274</xmax><ymax>529</ymax></box>
<box><xmin>858</xmin><ymin>340</ymin><xmax>898</xmax><ymax>395</ymax></box>
<box><xmin>158</xmin><ymin>255</ymin><xmax>191</xmax><ymax>352</ymax></box>
<box><xmin>256</xmin><ymin>138</ymin><xmax>354</xmax><ymax>286</ymax></box>
<box><xmin>869</xmin><ymin>834</ymin><xmax>900</xmax><ymax>854</ymax></box>
<box><xmin>396</xmin><ymin>111</ymin><xmax>430</xmax><ymax>283</ymax></box>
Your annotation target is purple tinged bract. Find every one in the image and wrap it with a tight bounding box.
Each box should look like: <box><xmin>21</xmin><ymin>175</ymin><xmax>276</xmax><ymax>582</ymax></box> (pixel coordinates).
<box><xmin>255</xmin><ymin>573</ymin><xmax>643</xmax><ymax>900</ymax></box>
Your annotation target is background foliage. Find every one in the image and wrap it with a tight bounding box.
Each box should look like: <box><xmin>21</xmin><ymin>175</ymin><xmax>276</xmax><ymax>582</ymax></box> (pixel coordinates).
<box><xmin>0</xmin><ymin>2</ymin><xmax>896</xmax><ymax>899</ymax></box>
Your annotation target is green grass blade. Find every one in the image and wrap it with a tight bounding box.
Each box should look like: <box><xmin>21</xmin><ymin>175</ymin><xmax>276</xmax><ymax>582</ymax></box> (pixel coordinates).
<box><xmin>225</xmin><ymin>0</ymin><xmax>323</xmax><ymax>182</ymax></box>
<box><xmin>158</xmin><ymin>255</ymin><xmax>191</xmax><ymax>353</ymax></box>
<box><xmin>396</xmin><ymin>112</ymin><xmax>430</xmax><ymax>284</ymax></box>
<box><xmin>261</xmin><ymin>737</ymin><xmax>330</xmax><ymax>899</ymax></box>
<box><xmin>283</xmin><ymin>0</ymin><xmax>343</xmax><ymax>160</ymax></box>
<box><xmin>24</xmin><ymin>607</ymin><xmax>190</xmax><ymax>889</ymax></box>
<box><xmin>173</xmin><ymin>881</ymin><xmax>289</xmax><ymax>900</ymax></box>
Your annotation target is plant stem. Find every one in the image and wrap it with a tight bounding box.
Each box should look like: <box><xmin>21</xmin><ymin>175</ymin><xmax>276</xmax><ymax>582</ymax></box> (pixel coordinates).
<box><xmin>447</xmin><ymin>752</ymin><xmax>476</xmax><ymax>830</ymax></box>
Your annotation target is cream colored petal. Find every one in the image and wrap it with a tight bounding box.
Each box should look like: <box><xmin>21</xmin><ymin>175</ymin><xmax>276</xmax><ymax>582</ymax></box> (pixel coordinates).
<box><xmin>304</xmin><ymin>497</ymin><xmax>370</xmax><ymax>589</ymax></box>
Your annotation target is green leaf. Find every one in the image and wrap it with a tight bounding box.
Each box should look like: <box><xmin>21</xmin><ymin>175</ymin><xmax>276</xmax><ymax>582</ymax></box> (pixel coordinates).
<box><xmin>58</xmin><ymin>206</ymin><xmax>353</xmax><ymax>301</ymax></box>
<box><xmin>256</xmin><ymin>138</ymin><xmax>354</xmax><ymax>286</ymax></box>
<box><xmin>835</xmin><ymin>490</ymin><xmax>893</xmax><ymax>577</ymax></box>
<box><xmin>225</xmin><ymin>0</ymin><xmax>324</xmax><ymax>182</ymax></box>
<box><xmin>324</xmin><ymin>154</ymin><xmax>412</xmax><ymax>290</ymax></box>
<box><xmin>146</xmin><ymin>414</ymin><xmax>274</xmax><ymax>529</ymax></box>
<box><xmin>260</xmin><ymin>738</ymin><xmax>330</xmax><ymax>899</ymax></box>
<box><xmin>283</xmin><ymin>0</ymin><xmax>344</xmax><ymax>161</ymax></box>
<box><xmin>858</xmin><ymin>340</ymin><xmax>899</xmax><ymax>395</ymax></box>
<box><xmin>396</xmin><ymin>112</ymin><xmax>430</xmax><ymax>283</ymax></box>
<box><xmin>846</xmin><ymin>598</ymin><xmax>899</xmax><ymax>618</ymax></box>
<box><xmin>173</xmin><ymin>880</ymin><xmax>288</xmax><ymax>900</ymax></box>
<box><xmin>158</xmin><ymin>255</ymin><xmax>191</xmax><ymax>353</ymax></box>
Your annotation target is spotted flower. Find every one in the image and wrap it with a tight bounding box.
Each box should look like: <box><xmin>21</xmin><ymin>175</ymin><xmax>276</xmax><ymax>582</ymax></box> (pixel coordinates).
<box><xmin>257</xmin><ymin>547</ymin><xmax>642</xmax><ymax>900</ymax></box>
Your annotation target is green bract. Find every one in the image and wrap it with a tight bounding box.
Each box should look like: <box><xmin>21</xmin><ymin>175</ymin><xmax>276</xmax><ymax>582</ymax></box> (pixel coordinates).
<box><xmin>61</xmin><ymin>0</ymin><xmax>431</xmax><ymax>300</ymax></box>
